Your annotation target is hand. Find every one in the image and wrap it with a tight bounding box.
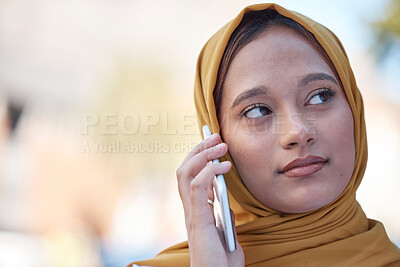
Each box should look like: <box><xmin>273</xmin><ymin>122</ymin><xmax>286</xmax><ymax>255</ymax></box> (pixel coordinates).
<box><xmin>176</xmin><ymin>133</ymin><xmax>244</xmax><ymax>267</ymax></box>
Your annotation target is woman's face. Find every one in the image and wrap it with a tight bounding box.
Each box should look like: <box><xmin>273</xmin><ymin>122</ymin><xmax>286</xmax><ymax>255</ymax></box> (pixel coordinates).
<box><xmin>219</xmin><ymin>26</ymin><xmax>355</xmax><ymax>213</ymax></box>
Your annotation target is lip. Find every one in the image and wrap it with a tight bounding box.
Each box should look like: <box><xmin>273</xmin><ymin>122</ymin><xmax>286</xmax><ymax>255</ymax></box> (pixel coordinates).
<box><xmin>279</xmin><ymin>155</ymin><xmax>328</xmax><ymax>177</ymax></box>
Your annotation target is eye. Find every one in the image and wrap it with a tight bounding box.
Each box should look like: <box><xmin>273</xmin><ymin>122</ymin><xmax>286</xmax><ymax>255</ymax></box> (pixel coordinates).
<box><xmin>241</xmin><ymin>104</ymin><xmax>271</xmax><ymax>119</ymax></box>
<box><xmin>306</xmin><ymin>88</ymin><xmax>336</xmax><ymax>105</ymax></box>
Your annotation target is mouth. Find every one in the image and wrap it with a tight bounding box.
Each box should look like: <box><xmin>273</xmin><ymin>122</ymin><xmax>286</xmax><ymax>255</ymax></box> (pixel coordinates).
<box><xmin>279</xmin><ymin>155</ymin><xmax>328</xmax><ymax>178</ymax></box>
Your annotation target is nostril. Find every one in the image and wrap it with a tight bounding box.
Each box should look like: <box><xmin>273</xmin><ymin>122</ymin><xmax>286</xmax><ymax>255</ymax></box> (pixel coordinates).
<box><xmin>307</xmin><ymin>138</ymin><xmax>314</xmax><ymax>143</ymax></box>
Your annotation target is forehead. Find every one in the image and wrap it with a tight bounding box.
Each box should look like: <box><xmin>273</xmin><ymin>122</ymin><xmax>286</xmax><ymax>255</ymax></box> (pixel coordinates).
<box><xmin>223</xmin><ymin>26</ymin><xmax>335</xmax><ymax>95</ymax></box>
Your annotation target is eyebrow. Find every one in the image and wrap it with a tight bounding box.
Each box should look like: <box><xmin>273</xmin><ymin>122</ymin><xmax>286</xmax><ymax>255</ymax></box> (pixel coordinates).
<box><xmin>230</xmin><ymin>72</ymin><xmax>338</xmax><ymax>110</ymax></box>
<box><xmin>298</xmin><ymin>72</ymin><xmax>338</xmax><ymax>87</ymax></box>
<box><xmin>231</xmin><ymin>86</ymin><xmax>269</xmax><ymax>109</ymax></box>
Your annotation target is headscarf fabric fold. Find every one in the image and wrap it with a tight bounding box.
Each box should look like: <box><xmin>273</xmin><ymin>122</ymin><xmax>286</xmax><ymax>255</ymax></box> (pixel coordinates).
<box><xmin>130</xmin><ymin>3</ymin><xmax>400</xmax><ymax>266</ymax></box>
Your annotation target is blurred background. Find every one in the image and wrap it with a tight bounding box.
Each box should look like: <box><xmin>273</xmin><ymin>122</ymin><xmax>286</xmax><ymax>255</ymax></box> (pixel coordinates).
<box><xmin>0</xmin><ymin>0</ymin><xmax>399</xmax><ymax>266</ymax></box>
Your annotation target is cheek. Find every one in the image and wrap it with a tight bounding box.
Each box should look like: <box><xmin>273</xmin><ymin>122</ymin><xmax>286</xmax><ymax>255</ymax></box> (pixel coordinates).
<box><xmin>224</xmin><ymin>130</ymin><xmax>277</xmax><ymax>185</ymax></box>
<box><xmin>338</xmin><ymin>109</ymin><xmax>356</xmax><ymax>177</ymax></box>
<box><xmin>227</xmin><ymin>133</ymin><xmax>274</xmax><ymax>165</ymax></box>
<box><xmin>324</xmin><ymin>105</ymin><xmax>354</xmax><ymax>154</ymax></box>
<box><xmin>319</xmin><ymin>103</ymin><xmax>355</xmax><ymax>181</ymax></box>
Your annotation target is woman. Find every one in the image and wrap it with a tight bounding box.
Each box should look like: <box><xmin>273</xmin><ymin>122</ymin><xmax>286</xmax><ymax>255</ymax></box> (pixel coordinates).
<box><xmin>129</xmin><ymin>3</ymin><xmax>400</xmax><ymax>266</ymax></box>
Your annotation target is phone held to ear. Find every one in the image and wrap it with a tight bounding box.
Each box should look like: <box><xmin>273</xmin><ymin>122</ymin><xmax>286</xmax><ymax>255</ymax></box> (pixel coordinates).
<box><xmin>202</xmin><ymin>125</ymin><xmax>236</xmax><ymax>252</ymax></box>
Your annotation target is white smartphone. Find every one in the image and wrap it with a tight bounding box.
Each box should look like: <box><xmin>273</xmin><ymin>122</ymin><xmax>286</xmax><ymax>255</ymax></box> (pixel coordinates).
<box><xmin>202</xmin><ymin>125</ymin><xmax>236</xmax><ymax>252</ymax></box>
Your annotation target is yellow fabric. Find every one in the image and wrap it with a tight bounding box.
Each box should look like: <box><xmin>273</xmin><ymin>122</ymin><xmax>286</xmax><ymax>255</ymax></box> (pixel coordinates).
<box><xmin>130</xmin><ymin>3</ymin><xmax>400</xmax><ymax>266</ymax></box>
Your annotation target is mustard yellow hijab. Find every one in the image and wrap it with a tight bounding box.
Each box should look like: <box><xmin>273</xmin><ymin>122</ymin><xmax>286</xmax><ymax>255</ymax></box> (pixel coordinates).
<box><xmin>130</xmin><ymin>3</ymin><xmax>400</xmax><ymax>266</ymax></box>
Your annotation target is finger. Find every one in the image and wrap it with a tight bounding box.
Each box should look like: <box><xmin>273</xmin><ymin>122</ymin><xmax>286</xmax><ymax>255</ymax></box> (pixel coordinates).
<box><xmin>189</xmin><ymin>161</ymin><xmax>232</xmax><ymax>227</ymax></box>
<box><xmin>177</xmin><ymin>143</ymin><xmax>228</xmax><ymax>204</ymax></box>
<box><xmin>178</xmin><ymin>143</ymin><xmax>228</xmax><ymax>192</ymax></box>
<box><xmin>177</xmin><ymin>154</ymin><xmax>227</xmax><ymax>233</ymax></box>
<box><xmin>188</xmin><ymin>143</ymin><xmax>228</xmax><ymax>176</ymax></box>
<box><xmin>179</xmin><ymin>133</ymin><xmax>221</xmax><ymax>168</ymax></box>
<box><xmin>179</xmin><ymin>160</ymin><xmax>230</xmax><ymax>231</ymax></box>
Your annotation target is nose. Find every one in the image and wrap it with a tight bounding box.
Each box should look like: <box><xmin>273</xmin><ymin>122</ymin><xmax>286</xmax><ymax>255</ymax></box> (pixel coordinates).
<box><xmin>277</xmin><ymin>112</ymin><xmax>316</xmax><ymax>149</ymax></box>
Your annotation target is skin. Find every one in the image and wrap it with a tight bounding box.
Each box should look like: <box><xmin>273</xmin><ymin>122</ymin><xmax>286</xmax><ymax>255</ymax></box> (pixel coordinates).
<box><xmin>177</xmin><ymin>135</ymin><xmax>244</xmax><ymax>266</ymax></box>
<box><xmin>219</xmin><ymin>26</ymin><xmax>356</xmax><ymax>213</ymax></box>
<box><xmin>176</xmin><ymin>25</ymin><xmax>355</xmax><ymax>266</ymax></box>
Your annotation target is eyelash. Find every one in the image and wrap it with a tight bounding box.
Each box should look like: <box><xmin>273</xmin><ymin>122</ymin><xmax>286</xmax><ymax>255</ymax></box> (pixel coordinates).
<box><xmin>240</xmin><ymin>88</ymin><xmax>337</xmax><ymax>119</ymax></box>
<box><xmin>240</xmin><ymin>103</ymin><xmax>272</xmax><ymax>119</ymax></box>
<box><xmin>306</xmin><ymin>88</ymin><xmax>337</xmax><ymax>106</ymax></box>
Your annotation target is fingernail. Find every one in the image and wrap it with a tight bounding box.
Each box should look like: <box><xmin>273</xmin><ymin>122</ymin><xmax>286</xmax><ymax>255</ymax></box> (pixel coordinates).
<box><xmin>221</xmin><ymin>161</ymin><xmax>231</xmax><ymax>165</ymax></box>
